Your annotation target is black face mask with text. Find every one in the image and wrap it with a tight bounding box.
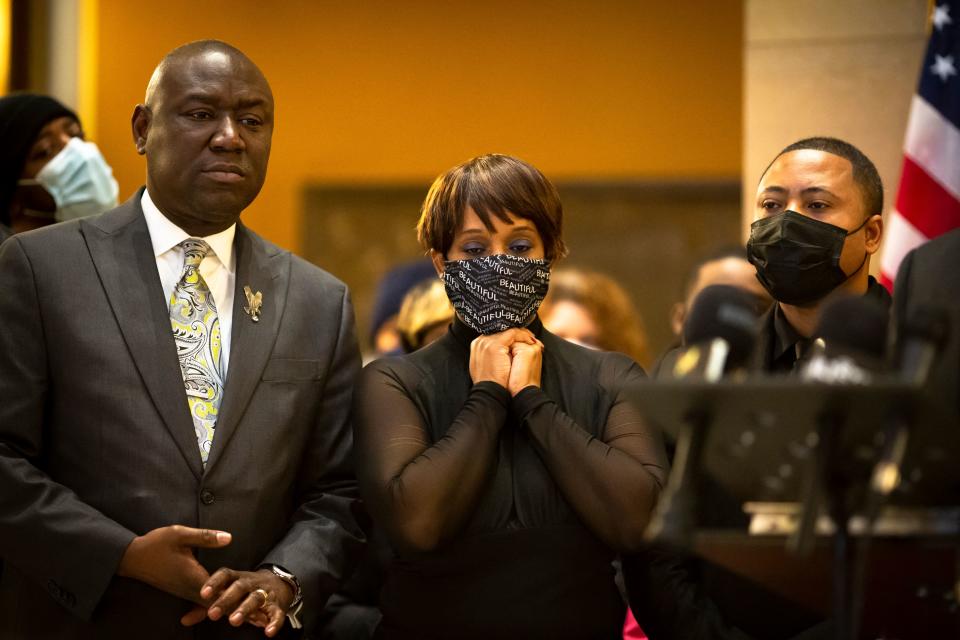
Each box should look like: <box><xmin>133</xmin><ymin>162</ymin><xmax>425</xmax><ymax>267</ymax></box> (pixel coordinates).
<box><xmin>746</xmin><ymin>210</ymin><xmax>869</xmax><ymax>306</ymax></box>
<box><xmin>442</xmin><ymin>254</ymin><xmax>551</xmax><ymax>334</ymax></box>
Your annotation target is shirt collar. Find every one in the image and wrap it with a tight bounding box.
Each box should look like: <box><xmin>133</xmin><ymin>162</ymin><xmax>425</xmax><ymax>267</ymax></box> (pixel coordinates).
<box><xmin>141</xmin><ymin>189</ymin><xmax>236</xmax><ymax>270</ymax></box>
<box><xmin>771</xmin><ymin>302</ymin><xmax>806</xmax><ymax>366</ymax></box>
<box><xmin>770</xmin><ymin>275</ymin><xmax>891</xmax><ymax>370</ymax></box>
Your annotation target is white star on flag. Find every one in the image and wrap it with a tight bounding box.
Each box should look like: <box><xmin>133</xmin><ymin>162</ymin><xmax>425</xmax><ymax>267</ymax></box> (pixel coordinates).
<box><xmin>932</xmin><ymin>4</ymin><xmax>953</xmax><ymax>31</ymax></box>
<box><xmin>931</xmin><ymin>54</ymin><xmax>957</xmax><ymax>81</ymax></box>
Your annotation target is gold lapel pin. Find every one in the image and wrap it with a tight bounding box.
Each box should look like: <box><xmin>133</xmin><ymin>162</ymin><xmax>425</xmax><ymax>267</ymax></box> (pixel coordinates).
<box><xmin>243</xmin><ymin>285</ymin><xmax>263</xmax><ymax>322</ymax></box>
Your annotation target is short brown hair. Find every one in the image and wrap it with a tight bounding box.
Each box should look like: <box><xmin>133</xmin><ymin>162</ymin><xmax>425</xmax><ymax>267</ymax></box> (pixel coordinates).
<box><xmin>417</xmin><ymin>154</ymin><xmax>568</xmax><ymax>261</ymax></box>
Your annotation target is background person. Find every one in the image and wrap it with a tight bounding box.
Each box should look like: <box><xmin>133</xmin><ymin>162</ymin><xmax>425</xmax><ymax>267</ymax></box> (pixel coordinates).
<box><xmin>0</xmin><ymin>93</ymin><xmax>118</xmax><ymax>238</ymax></box>
<box><xmin>654</xmin><ymin>245</ymin><xmax>772</xmax><ymax>376</ymax></box>
<box><xmin>353</xmin><ymin>153</ymin><xmax>667</xmax><ymax>639</ymax></box>
<box><xmin>668</xmin><ymin>245</ymin><xmax>772</xmax><ymax>341</ymax></box>
<box><xmin>395</xmin><ymin>278</ymin><xmax>455</xmax><ymax>353</ymax></box>
<box><xmin>539</xmin><ymin>267</ymin><xmax>651</xmax><ymax>370</ymax></box>
<box><xmin>367</xmin><ymin>259</ymin><xmax>436</xmax><ymax>357</ymax></box>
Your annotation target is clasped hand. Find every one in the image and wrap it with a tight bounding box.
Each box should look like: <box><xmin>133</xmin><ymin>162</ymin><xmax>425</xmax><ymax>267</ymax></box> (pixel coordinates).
<box><xmin>118</xmin><ymin>524</ymin><xmax>293</xmax><ymax>637</ymax></box>
<box><xmin>469</xmin><ymin>327</ymin><xmax>544</xmax><ymax>395</ymax></box>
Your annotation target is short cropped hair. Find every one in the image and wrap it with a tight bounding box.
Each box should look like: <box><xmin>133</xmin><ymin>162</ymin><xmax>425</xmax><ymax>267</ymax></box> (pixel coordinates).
<box><xmin>417</xmin><ymin>154</ymin><xmax>568</xmax><ymax>261</ymax></box>
<box><xmin>765</xmin><ymin>137</ymin><xmax>883</xmax><ymax>218</ymax></box>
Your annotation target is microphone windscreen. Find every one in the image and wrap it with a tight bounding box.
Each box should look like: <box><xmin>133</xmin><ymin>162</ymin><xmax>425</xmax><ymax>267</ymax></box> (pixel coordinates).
<box><xmin>682</xmin><ymin>284</ymin><xmax>761</xmax><ymax>369</ymax></box>
<box><xmin>814</xmin><ymin>295</ymin><xmax>888</xmax><ymax>365</ymax></box>
<box><xmin>894</xmin><ymin>304</ymin><xmax>951</xmax><ymax>383</ymax></box>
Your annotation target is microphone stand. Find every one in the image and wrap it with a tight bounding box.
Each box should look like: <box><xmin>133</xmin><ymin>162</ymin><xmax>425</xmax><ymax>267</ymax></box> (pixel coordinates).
<box><xmin>645</xmin><ymin>339</ymin><xmax>728</xmax><ymax>548</ymax></box>
<box><xmin>788</xmin><ymin>408</ymin><xmax>854</xmax><ymax>640</ymax></box>
<box><xmin>644</xmin><ymin>406</ymin><xmax>709</xmax><ymax>548</ymax></box>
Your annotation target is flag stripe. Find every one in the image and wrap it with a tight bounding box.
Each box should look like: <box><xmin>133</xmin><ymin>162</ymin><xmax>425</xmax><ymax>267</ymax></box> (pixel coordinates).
<box><xmin>895</xmin><ymin>156</ymin><xmax>960</xmax><ymax>238</ymax></box>
<box><xmin>880</xmin><ymin>210</ymin><xmax>928</xmax><ymax>289</ymax></box>
<box><xmin>879</xmin><ymin>1</ymin><xmax>959</xmax><ymax>288</ymax></box>
<box><xmin>903</xmin><ymin>95</ymin><xmax>960</xmax><ymax>200</ymax></box>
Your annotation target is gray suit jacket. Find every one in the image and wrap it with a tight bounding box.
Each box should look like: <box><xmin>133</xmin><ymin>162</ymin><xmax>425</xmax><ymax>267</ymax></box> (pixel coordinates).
<box><xmin>0</xmin><ymin>191</ymin><xmax>364</xmax><ymax>639</ymax></box>
<box><xmin>892</xmin><ymin>228</ymin><xmax>960</xmax><ymax>416</ymax></box>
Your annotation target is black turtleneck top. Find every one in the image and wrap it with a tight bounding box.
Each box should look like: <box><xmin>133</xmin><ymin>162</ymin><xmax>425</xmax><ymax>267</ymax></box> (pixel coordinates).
<box><xmin>352</xmin><ymin>316</ymin><xmax>667</xmax><ymax>639</ymax></box>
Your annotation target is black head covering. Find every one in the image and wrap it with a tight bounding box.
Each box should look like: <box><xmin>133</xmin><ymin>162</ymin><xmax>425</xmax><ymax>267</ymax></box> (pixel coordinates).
<box><xmin>0</xmin><ymin>93</ymin><xmax>78</xmax><ymax>226</ymax></box>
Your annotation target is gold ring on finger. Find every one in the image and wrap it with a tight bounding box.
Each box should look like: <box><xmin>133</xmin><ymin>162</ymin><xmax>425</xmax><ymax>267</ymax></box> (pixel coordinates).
<box><xmin>253</xmin><ymin>588</ymin><xmax>270</xmax><ymax>609</ymax></box>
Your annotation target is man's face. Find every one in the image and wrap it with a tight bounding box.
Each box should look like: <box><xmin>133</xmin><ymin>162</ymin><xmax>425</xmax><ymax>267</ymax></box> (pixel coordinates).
<box><xmin>134</xmin><ymin>50</ymin><xmax>273</xmax><ymax>235</ymax></box>
<box><xmin>755</xmin><ymin>149</ymin><xmax>877</xmax><ymax>278</ymax></box>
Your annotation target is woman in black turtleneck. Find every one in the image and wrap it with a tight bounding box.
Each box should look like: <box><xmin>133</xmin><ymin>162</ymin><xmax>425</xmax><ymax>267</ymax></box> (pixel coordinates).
<box><xmin>352</xmin><ymin>154</ymin><xmax>667</xmax><ymax>640</ymax></box>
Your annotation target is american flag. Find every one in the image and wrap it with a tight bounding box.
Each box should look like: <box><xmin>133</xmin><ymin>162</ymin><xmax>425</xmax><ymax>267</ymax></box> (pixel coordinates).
<box><xmin>880</xmin><ymin>2</ymin><xmax>960</xmax><ymax>290</ymax></box>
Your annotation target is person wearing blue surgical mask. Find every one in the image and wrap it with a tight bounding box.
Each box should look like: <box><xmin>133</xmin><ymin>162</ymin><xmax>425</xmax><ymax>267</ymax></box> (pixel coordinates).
<box><xmin>0</xmin><ymin>93</ymin><xmax>118</xmax><ymax>239</ymax></box>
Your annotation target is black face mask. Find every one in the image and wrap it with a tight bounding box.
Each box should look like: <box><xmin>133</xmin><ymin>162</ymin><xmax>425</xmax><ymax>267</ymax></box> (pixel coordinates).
<box><xmin>442</xmin><ymin>254</ymin><xmax>550</xmax><ymax>334</ymax></box>
<box><xmin>746</xmin><ymin>210</ymin><xmax>869</xmax><ymax>306</ymax></box>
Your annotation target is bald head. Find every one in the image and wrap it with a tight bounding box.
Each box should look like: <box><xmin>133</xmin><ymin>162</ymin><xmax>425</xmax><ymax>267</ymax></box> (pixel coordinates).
<box><xmin>132</xmin><ymin>40</ymin><xmax>274</xmax><ymax>236</ymax></box>
<box><xmin>145</xmin><ymin>40</ymin><xmax>272</xmax><ymax>107</ymax></box>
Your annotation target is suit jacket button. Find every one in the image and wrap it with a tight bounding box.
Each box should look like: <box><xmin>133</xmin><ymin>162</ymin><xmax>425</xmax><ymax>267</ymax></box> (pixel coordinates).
<box><xmin>200</xmin><ymin>490</ymin><xmax>215</xmax><ymax>505</ymax></box>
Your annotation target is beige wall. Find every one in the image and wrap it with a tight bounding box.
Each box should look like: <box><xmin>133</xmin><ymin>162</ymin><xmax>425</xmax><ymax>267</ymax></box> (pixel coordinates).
<box><xmin>743</xmin><ymin>0</ymin><xmax>929</xmax><ymax>262</ymax></box>
<box><xmin>93</xmin><ymin>0</ymin><xmax>743</xmax><ymax>253</ymax></box>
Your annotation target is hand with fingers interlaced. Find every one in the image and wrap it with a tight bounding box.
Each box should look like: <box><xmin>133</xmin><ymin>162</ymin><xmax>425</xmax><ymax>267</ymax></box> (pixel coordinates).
<box><xmin>469</xmin><ymin>327</ymin><xmax>539</xmax><ymax>389</ymax></box>
<box><xmin>179</xmin><ymin>567</ymin><xmax>295</xmax><ymax>637</ymax></box>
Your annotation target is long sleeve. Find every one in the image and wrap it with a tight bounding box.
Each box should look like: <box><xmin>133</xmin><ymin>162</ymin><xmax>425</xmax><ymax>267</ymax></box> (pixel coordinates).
<box><xmin>353</xmin><ymin>358</ymin><xmax>509</xmax><ymax>554</ymax></box>
<box><xmin>0</xmin><ymin>237</ymin><xmax>135</xmax><ymax>620</ymax></box>
<box><xmin>513</xmin><ymin>353</ymin><xmax>667</xmax><ymax>553</ymax></box>
<box><xmin>261</xmin><ymin>285</ymin><xmax>366</xmax><ymax>627</ymax></box>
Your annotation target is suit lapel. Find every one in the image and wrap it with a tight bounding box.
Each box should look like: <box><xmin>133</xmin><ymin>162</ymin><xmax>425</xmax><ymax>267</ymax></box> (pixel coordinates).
<box><xmin>204</xmin><ymin>223</ymin><xmax>287</xmax><ymax>472</ymax></box>
<box><xmin>82</xmin><ymin>194</ymin><xmax>204</xmax><ymax>479</ymax></box>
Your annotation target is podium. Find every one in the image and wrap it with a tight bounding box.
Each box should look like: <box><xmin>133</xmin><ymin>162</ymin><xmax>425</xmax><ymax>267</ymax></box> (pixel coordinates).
<box><xmin>629</xmin><ymin>378</ymin><xmax>960</xmax><ymax>639</ymax></box>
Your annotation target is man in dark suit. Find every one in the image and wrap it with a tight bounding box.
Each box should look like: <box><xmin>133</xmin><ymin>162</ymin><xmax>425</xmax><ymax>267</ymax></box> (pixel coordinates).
<box><xmin>893</xmin><ymin>228</ymin><xmax>960</xmax><ymax>416</ymax></box>
<box><xmin>0</xmin><ymin>40</ymin><xmax>364</xmax><ymax>638</ymax></box>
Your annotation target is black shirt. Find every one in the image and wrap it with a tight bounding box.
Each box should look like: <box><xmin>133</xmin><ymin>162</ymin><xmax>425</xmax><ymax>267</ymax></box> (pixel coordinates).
<box><xmin>764</xmin><ymin>276</ymin><xmax>892</xmax><ymax>373</ymax></box>
<box><xmin>353</xmin><ymin>316</ymin><xmax>667</xmax><ymax>639</ymax></box>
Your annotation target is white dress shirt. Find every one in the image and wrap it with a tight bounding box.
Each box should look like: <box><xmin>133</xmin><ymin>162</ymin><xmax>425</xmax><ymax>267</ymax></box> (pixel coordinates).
<box><xmin>141</xmin><ymin>190</ymin><xmax>236</xmax><ymax>375</ymax></box>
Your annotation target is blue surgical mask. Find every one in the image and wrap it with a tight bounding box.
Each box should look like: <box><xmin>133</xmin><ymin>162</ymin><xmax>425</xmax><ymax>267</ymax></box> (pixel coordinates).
<box><xmin>19</xmin><ymin>137</ymin><xmax>119</xmax><ymax>221</ymax></box>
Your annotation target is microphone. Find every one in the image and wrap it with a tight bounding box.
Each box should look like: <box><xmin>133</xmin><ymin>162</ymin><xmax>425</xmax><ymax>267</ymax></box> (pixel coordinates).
<box><xmin>893</xmin><ymin>304</ymin><xmax>950</xmax><ymax>386</ymax></box>
<box><xmin>801</xmin><ymin>295</ymin><xmax>889</xmax><ymax>384</ymax></box>
<box><xmin>647</xmin><ymin>285</ymin><xmax>761</xmax><ymax>546</ymax></box>
<box><xmin>868</xmin><ymin>305</ymin><xmax>951</xmax><ymax>499</ymax></box>
<box><xmin>790</xmin><ymin>295</ymin><xmax>889</xmax><ymax>555</ymax></box>
<box><xmin>672</xmin><ymin>284</ymin><xmax>762</xmax><ymax>381</ymax></box>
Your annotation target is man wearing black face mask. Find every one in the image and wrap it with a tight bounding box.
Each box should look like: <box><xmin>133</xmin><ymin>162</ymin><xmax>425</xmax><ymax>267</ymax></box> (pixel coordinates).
<box><xmin>621</xmin><ymin>139</ymin><xmax>892</xmax><ymax>640</ymax></box>
<box><xmin>747</xmin><ymin>136</ymin><xmax>890</xmax><ymax>372</ymax></box>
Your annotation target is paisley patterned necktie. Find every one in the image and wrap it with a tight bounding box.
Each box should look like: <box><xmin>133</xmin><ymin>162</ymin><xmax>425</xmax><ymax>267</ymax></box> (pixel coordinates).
<box><xmin>169</xmin><ymin>239</ymin><xmax>224</xmax><ymax>465</ymax></box>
